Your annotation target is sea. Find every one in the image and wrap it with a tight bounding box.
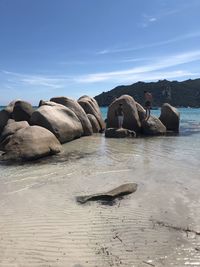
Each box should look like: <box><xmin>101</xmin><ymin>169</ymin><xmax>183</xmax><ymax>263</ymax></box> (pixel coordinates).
<box><xmin>0</xmin><ymin>106</ymin><xmax>200</xmax><ymax>266</ymax></box>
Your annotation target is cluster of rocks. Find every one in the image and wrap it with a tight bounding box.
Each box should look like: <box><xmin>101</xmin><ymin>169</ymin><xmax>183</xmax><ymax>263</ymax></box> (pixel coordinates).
<box><xmin>0</xmin><ymin>96</ymin><xmax>105</xmax><ymax>161</ymax></box>
<box><xmin>0</xmin><ymin>94</ymin><xmax>180</xmax><ymax>161</ymax></box>
<box><xmin>105</xmin><ymin>95</ymin><xmax>180</xmax><ymax>138</ymax></box>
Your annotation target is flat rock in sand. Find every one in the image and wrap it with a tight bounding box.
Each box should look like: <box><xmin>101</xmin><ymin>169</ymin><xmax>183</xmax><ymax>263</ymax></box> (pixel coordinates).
<box><xmin>76</xmin><ymin>183</ymin><xmax>138</xmax><ymax>203</ymax></box>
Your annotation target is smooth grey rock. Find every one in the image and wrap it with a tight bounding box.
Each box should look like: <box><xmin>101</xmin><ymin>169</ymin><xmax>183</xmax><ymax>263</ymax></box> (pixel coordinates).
<box><xmin>12</xmin><ymin>100</ymin><xmax>34</xmax><ymax>123</ymax></box>
<box><xmin>107</xmin><ymin>95</ymin><xmax>141</xmax><ymax>133</ymax></box>
<box><xmin>77</xmin><ymin>183</ymin><xmax>138</xmax><ymax>203</ymax></box>
<box><xmin>1</xmin><ymin>126</ymin><xmax>61</xmax><ymax>161</ymax></box>
<box><xmin>30</xmin><ymin>101</ymin><xmax>83</xmax><ymax>143</ymax></box>
<box><xmin>142</xmin><ymin>116</ymin><xmax>166</xmax><ymax>135</ymax></box>
<box><xmin>78</xmin><ymin>96</ymin><xmax>105</xmax><ymax>131</ymax></box>
<box><xmin>50</xmin><ymin>96</ymin><xmax>93</xmax><ymax>136</ymax></box>
<box><xmin>0</xmin><ymin>119</ymin><xmax>29</xmax><ymax>149</ymax></box>
<box><xmin>87</xmin><ymin>114</ymin><xmax>101</xmax><ymax>133</ymax></box>
<box><xmin>159</xmin><ymin>103</ymin><xmax>180</xmax><ymax>132</ymax></box>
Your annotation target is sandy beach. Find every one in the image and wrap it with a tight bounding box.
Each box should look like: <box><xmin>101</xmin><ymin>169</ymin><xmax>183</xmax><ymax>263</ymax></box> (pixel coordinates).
<box><xmin>0</xmin><ymin>122</ymin><xmax>200</xmax><ymax>267</ymax></box>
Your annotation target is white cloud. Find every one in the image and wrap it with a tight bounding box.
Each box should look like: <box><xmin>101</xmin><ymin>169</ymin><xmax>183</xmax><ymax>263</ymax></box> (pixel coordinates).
<box><xmin>149</xmin><ymin>17</ymin><xmax>157</xmax><ymax>22</ymax></box>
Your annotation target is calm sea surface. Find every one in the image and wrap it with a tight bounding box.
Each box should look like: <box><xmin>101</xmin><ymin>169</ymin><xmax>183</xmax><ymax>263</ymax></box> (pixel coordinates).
<box><xmin>0</xmin><ymin>106</ymin><xmax>200</xmax><ymax>266</ymax></box>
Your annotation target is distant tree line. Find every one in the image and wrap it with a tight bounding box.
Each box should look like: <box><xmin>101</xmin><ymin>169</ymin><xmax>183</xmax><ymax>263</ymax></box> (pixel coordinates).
<box><xmin>94</xmin><ymin>79</ymin><xmax>200</xmax><ymax>107</ymax></box>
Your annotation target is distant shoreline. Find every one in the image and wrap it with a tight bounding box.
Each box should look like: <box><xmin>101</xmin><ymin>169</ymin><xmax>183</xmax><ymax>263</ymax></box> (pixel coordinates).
<box><xmin>94</xmin><ymin>78</ymin><xmax>200</xmax><ymax>108</ymax></box>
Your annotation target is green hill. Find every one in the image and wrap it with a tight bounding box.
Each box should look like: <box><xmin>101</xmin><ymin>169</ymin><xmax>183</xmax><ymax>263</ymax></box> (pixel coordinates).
<box><xmin>94</xmin><ymin>79</ymin><xmax>200</xmax><ymax>107</ymax></box>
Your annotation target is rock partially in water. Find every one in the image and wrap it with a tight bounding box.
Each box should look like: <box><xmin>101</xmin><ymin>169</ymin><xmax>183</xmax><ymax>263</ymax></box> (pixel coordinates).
<box><xmin>1</xmin><ymin>126</ymin><xmax>61</xmax><ymax>161</ymax></box>
<box><xmin>50</xmin><ymin>96</ymin><xmax>93</xmax><ymax>136</ymax></box>
<box><xmin>159</xmin><ymin>103</ymin><xmax>180</xmax><ymax>132</ymax></box>
<box><xmin>76</xmin><ymin>183</ymin><xmax>138</xmax><ymax>204</ymax></box>
<box><xmin>0</xmin><ymin>119</ymin><xmax>29</xmax><ymax>150</ymax></box>
<box><xmin>30</xmin><ymin>101</ymin><xmax>83</xmax><ymax>144</ymax></box>
<box><xmin>142</xmin><ymin>116</ymin><xmax>166</xmax><ymax>136</ymax></box>
<box><xmin>78</xmin><ymin>95</ymin><xmax>105</xmax><ymax>132</ymax></box>
<box><xmin>106</xmin><ymin>95</ymin><xmax>141</xmax><ymax>133</ymax></box>
<box><xmin>105</xmin><ymin>128</ymin><xmax>136</xmax><ymax>138</ymax></box>
<box><xmin>87</xmin><ymin>114</ymin><xmax>101</xmax><ymax>133</ymax></box>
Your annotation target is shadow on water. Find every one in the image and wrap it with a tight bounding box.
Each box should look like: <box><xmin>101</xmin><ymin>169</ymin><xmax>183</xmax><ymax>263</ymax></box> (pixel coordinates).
<box><xmin>0</xmin><ymin>150</ymin><xmax>95</xmax><ymax>167</ymax></box>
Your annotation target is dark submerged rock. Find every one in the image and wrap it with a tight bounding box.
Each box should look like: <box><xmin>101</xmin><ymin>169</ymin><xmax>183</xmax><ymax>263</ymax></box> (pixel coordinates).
<box><xmin>76</xmin><ymin>183</ymin><xmax>138</xmax><ymax>204</ymax></box>
<box><xmin>105</xmin><ymin>128</ymin><xmax>136</xmax><ymax>138</ymax></box>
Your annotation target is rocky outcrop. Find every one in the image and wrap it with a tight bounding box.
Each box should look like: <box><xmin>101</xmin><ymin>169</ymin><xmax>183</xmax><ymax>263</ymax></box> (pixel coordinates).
<box><xmin>159</xmin><ymin>103</ymin><xmax>180</xmax><ymax>132</ymax></box>
<box><xmin>105</xmin><ymin>128</ymin><xmax>136</xmax><ymax>138</ymax></box>
<box><xmin>87</xmin><ymin>114</ymin><xmax>101</xmax><ymax>133</ymax></box>
<box><xmin>1</xmin><ymin>126</ymin><xmax>61</xmax><ymax>161</ymax></box>
<box><xmin>78</xmin><ymin>96</ymin><xmax>105</xmax><ymax>131</ymax></box>
<box><xmin>107</xmin><ymin>95</ymin><xmax>141</xmax><ymax>133</ymax></box>
<box><xmin>50</xmin><ymin>96</ymin><xmax>93</xmax><ymax>136</ymax></box>
<box><xmin>141</xmin><ymin>116</ymin><xmax>166</xmax><ymax>135</ymax></box>
<box><xmin>12</xmin><ymin>100</ymin><xmax>34</xmax><ymax>123</ymax></box>
<box><xmin>0</xmin><ymin>120</ymin><xmax>29</xmax><ymax>149</ymax></box>
<box><xmin>30</xmin><ymin>101</ymin><xmax>83</xmax><ymax>143</ymax></box>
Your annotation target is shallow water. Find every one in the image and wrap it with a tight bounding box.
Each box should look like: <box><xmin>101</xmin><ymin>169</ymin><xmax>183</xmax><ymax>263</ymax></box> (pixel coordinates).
<box><xmin>0</xmin><ymin>108</ymin><xmax>200</xmax><ymax>267</ymax></box>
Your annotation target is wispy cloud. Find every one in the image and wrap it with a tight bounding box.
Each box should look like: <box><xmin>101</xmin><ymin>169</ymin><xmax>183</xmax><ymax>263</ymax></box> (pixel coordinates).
<box><xmin>76</xmin><ymin>50</ymin><xmax>200</xmax><ymax>83</ymax></box>
<box><xmin>1</xmin><ymin>70</ymin><xmax>71</xmax><ymax>89</ymax></box>
<box><xmin>140</xmin><ymin>1</ymin><xmax>200</xmax><ymax>28</ymax></box>
<box><xmin>1</xmin><ymin>50</ymin><xmax>200</xmax><ymax>89</ymax></box>
<box><xmin>96</xmin><ymin>32</ymin><xmax>200</xmax><ymax>55</ymax></box>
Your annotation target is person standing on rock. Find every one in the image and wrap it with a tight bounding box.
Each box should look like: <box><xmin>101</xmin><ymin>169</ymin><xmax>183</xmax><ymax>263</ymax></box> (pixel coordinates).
<box><xmin>144</xmin><ymin>91</ymin><xmax>153</xmax><ymax>120</ymax></box>
<box><xmin>115</xmin><ymin>103</ymin><xmax>124</xmax><ymax>128</ymax></box>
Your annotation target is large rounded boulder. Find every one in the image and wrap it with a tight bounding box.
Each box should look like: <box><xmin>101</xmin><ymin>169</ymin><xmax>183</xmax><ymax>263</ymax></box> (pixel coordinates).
<box><xmin>1</xmin><ymin>126</ymin><xmax>61</xmax><ymax>161</ymax></box>
<box><xmin>30</xmin><ymin>101</ymin><xmax>83</xmax><ymax>143</ymax></box>
<box><xmin>107</xmin><ymin>95</ymin><xmax>141</xmax><ymax>133</ymax></box>
<box><xmin>50</xmin><ymin>96</ymin><xmax>93</xmax><ymax>136</ymax></box>
<box><xmin>0</xmin><ymin>100</ymin><xmax>20</xmax><ymax>134</ymax></box>
<box><xmin>0</xmin><ymin>119</ymin><xmax>29</xmax><ymax>149</ymax></box>
<box><xmin>87</xmin><ymin>114</ymin><xmax>101</xmax><ymax>133</ymax></box>
<box><xmin>12</xmin><ymin>100</ymin><xmax>34</xmax><ymax>123</ymax></box>
<box><xmin>78</xmin><ymin>96</ymin><xmax>105</xmax><ymax>131</ymax></box>
<box><xmin>135</xmin><ymin>102</ymin><xmax>146</xmax><ymax>122</ymax></box>
<box><xmin>0</xmin><ymin>109</ymin><xmax>10</xmax><ymax>135</ymax></box>
<box><xmin>159</xmin><ymin>103</ymin><xmax>180</xmax><ymax>132</ymax></box>
<box><xmin>142</xmin><ymin>116</ymin><xmax>166</xmax><ymax>135</ymax></box>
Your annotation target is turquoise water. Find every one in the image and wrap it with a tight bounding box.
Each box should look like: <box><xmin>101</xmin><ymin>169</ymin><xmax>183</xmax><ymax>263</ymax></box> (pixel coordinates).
<box><xmin>101</xmin><ymin>106</ymin><xmax>200</xmax><ymax>134</ymax></box>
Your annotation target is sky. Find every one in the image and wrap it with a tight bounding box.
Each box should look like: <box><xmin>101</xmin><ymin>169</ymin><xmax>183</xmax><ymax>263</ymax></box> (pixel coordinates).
<box><xmin>0</xmin><ymin>0</ymin><xmax>200</xmax><ymax>105</ymax></box>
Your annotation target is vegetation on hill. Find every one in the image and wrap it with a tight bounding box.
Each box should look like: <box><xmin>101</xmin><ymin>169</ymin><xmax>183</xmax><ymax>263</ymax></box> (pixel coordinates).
<box><xmin>94</xmin><ymin>79</ymin><xmax>200</xmax><ymax>107</ymax></box>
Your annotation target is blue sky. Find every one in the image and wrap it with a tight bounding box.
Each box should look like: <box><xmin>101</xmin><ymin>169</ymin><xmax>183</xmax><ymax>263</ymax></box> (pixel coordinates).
<box><xmin>0</xmin><ymin>0</ymin><xmax>200</xmax><ymax>105</ymax></box>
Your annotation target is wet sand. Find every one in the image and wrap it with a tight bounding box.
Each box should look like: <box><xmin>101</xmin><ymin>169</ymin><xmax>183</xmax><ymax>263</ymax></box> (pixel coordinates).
<box><xmin>0</xmin><ymin>132</ymin><xmax>200</xmax><ymax>267</ymax></box>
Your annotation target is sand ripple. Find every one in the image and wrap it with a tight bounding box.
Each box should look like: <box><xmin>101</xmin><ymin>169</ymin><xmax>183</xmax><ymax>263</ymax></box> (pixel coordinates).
<box><xmin>0</xmin><ymin>135</ymin><xmax>200</xmax><ymax>266</ymax></box>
